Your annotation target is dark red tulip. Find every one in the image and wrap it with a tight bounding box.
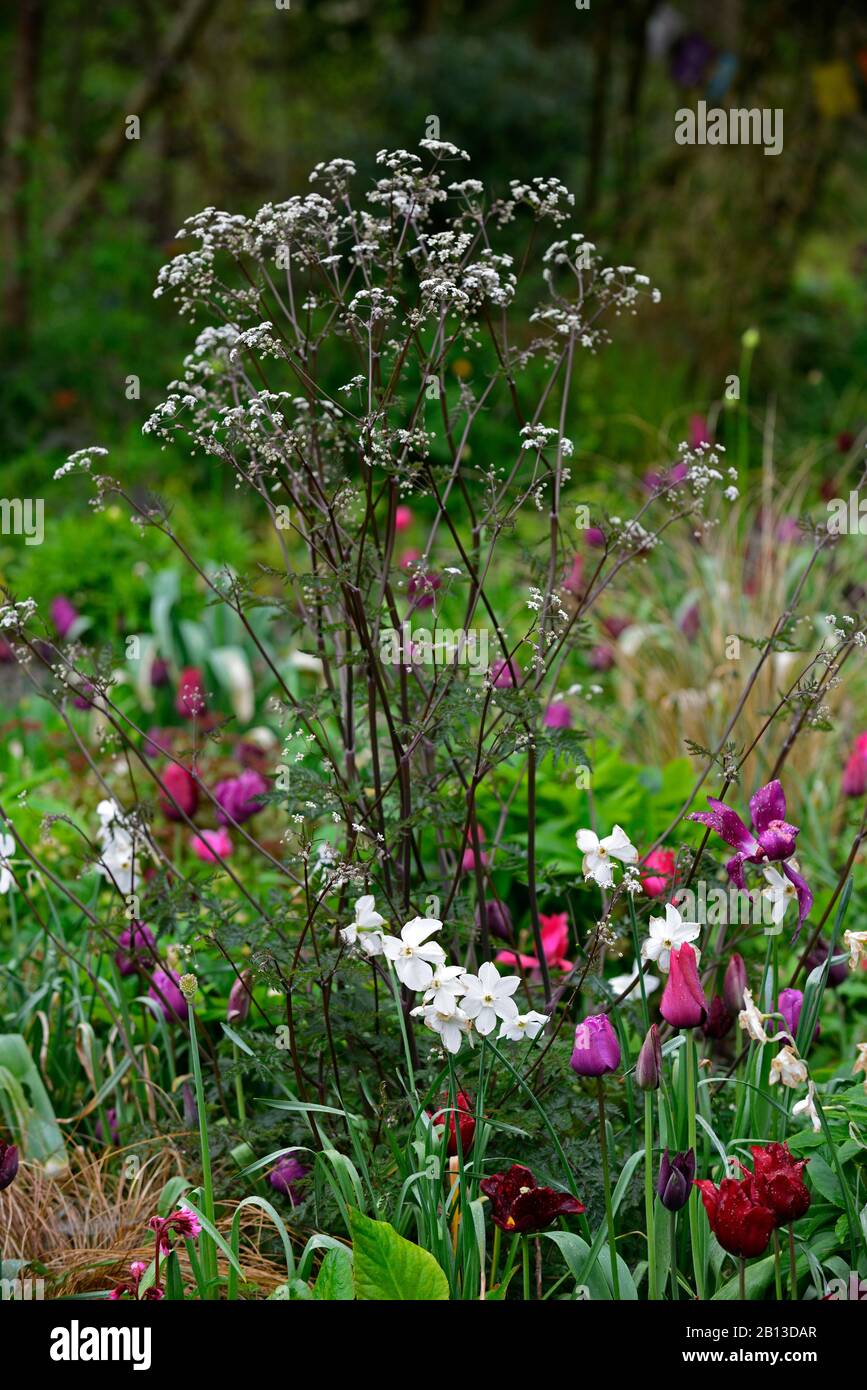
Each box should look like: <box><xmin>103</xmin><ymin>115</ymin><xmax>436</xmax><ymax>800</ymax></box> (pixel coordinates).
<box><xmin>694</xmin><ymin>1175</ymin><xmax>775</xmax><ymax>1258</ymax></box>
<box><xmin>477</xmin><ymin>899</ymin><xmax>513</xmax><ymax>942</ymax></box>
<box><xmin>159</xmin><ymin>763</ymin><xmax>198</xmax><ymax>821</ymax></box>
<box><xmin>480</xmin><ymin>1164</ymin><xmax>584</xmax><ymax>1234</ymax></box>
<box><xmin>748</xmin><ymin>1143</ymin><xmax>811</xmax><ymax>1227</ymax></box>
<box><xmin>429</xmin><ymin>1091</ymin><xmax>476</xmax><ymax>1157</ymax></box>
<box><xmin>657</xmin><ymin>1149</ymin><xmax>695</xmax><ymax>1211</ymax></box>
<box><xmin>702</xmin><ymin>994</ymin><xmax>734</xmax><ymax>1040</ymax></box>
<box><xmin>660</xmin><ymin>943</ymin><xmax>708</xmax><ymax>1029</ymax></box>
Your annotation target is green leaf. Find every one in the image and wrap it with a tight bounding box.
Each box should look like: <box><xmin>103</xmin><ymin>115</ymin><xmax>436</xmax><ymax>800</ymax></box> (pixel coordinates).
<box><xmin>808</xmin><ymin>1155</ymin><xmax>845</xmax><ymax>1207</ymax></box>
<box><xmin>313</xmin><ymin>1247</ymin><xmax>354</xmax><ymax>1301</ymax></box>
<box><xmin>349</xmin><ymin>1208</ymin><xmax>449</xmax><ymax>1301</ymax></box>
<box><xmin>0</xmin><ymin>1034</ymin><xmax>67</xmax><ymax>1173</ymax></box>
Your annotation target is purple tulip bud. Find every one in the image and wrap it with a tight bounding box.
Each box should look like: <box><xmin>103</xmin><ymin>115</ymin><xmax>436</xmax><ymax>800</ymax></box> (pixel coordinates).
<box><xmin>570</xmin><ymin>1013</ymin><xmax>621</xmax><ymax>1077</ymax></box>
<box><xmin>477</xmin><ymin>899</ymin><xmax>513</xmax><ymax>942</ymax></box>
<box><xmin>804</xmin><ymin>941</ymin><xmax>847</xmax><ymax>988</ymax></box>
<box><xmin>635</xmin><ymin>1024</ymin><xmax>662</xmax><ymax>1091</ymax></box>
<box><xmin>777</xmin><ymin>987</ymin><xmax>819</xmax><ymax>1041</ymax></box>
<box><xmin>656</xmin><ymin>1148</ymin><xmax>695</xmax><ymax>1211</ymax></box>
<box><xmin>0</xmin><ymin>1142</ymin><xmax>19</xmax><ymax>1191</ymax></box>
<box><xmin>228</xmin><ymin>970</ymin><xmax>253</xmax><ymax>1023</ymax></box>
<box><xmin>723</xmin><ymin>952</ymin><xmax>747</xmax><ymax>1017</ymax></box>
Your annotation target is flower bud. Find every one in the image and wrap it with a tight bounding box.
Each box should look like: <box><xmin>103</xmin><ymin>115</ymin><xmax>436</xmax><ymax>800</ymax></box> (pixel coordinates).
<box><xmin>660</xmin><ymin>943</ymin><xmax>708</xmax><ymax>1029</ymax></box>
<box><xmin>228</xmin><ymin>970</ymin><xmax>253</xmax><ymax>1024</ymax></box>
<box><xmin>723</xmin><ymin>952</ymin><xmax>747</xmax><ymax>1016</ymax></box>
<box><xmin>656</xmin><ymin>1148</ymin><xmax>695</xmax><ymax>1211</ymax></box>
<box><xmin>570</xmin><ymin>1013</ymin><xmax>621</xmax><ymax>1077</ymax></box>
<box><xmin>635</xmin><ymin>1024</ymin><xmax>662</xmax><ymax>1091</ymax></box>
<box><xmin>702</xmin><ymin>994</ymin><xmax>733</xmax><ymax>1040</ymax></box>
<box><xmin>477</xmin><ymin>898</ymin><xmax>513</xmax><ymax>942</ymax></box>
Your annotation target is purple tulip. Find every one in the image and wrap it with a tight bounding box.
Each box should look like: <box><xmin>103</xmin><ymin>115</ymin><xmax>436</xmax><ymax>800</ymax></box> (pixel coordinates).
<box><xmin>702</xmin><ymin>995</ymin><xmax>733</xmax><ymax>1040</ymax></box>
<box><xmin>115</xmin><ymin>921</ymin><xmax>157</xmax><ymax>976</ymax></box>
<box><xmin>214</xmin><ymin>769</ymin><xmax>269</xmax><ymax>826</ymax></box>
<box><xmin>543</xmin><ymin>702</ymin><xmax>572</xmax><ymax>729</ymax></box>
<box><xmin>804</xmin><ymin>941</ymin><xmax>848</xmax><ymax>989</ymax></box>
<box><xmin>657</xmin><ymin>1149</ymin><xmax>695</xmax><ymax>1211</ymax></box>
<box><xmin>778</xmin><ymin>987</ymin><xmax>819</xmax><ymax>1042</ymax></box>
<box><xmin>148</xmin><ymin>969</ymin><xmax>188</xmax><ymax>1022</ymax></box>
<box><xmin>570</xmin><ymin>1013</ymin><xmax>621</xmax><ymax>1077</ymax></box>
<box><xmin>660</xmin><ymin>943</ymin><xmax>708</xmax><ymax>1029</ymax></box>
<box><xmin>689</xmin><ymin>780</ymin><xmax>812</xmax><ymax>930</ymax></box>
<box><xmin>227</xmin><ymin>970</ymin><xmax>253</xmax><ymax>1023</ymax></box>
<box><xmin>0</xmin><ymin>1142</ymin><xmax>19</xmax><ymax>1191</ymax></box>
<box><xmin>267</xmin><ymin>1155</ymin><xmax>310</xmax><ymax>1203</ymax></box>
<box><xmin>50</xmin><ymin>596</ymin><xmax>79</xmax><ymax>639</ymax></box>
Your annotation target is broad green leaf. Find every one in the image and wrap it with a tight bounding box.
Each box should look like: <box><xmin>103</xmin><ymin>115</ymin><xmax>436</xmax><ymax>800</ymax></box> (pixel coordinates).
<box><xmin>349</xmin><ymin>1208</ymin><xmax>448</xmax><ymax>1301</ymax></box>
<box><xmin>313</xmin><ymin>1247</ymin><xmax>354</xmax><ymax>1301</ymax></box>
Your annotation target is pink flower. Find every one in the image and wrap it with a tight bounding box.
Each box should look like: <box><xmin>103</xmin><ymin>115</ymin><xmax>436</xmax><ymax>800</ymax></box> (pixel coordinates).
<box><xmin>214</xmin><ymin>769</ymin><xmax>268</xmax><ymax>825</ymax></box>
<box><xmin>660</xmin><ymin>942</ymin><xmax>708</xmax><ymax>1029</ymax></box>
<box><xmin>496</xmin><ymin>911</ymin><xmax>572</xmax><ymax>975</ymax></box>
<box><xmin>191</xmin><ymin>827</ymin><xmax>233</xmax><ymax>862</ymax></box>
<box><xmin>159</xmin><ymin>763</ymin><xmax>199</xmax><ymax>821</ymax></box>
<box><xmin>689</xmin><ymin>414</ymin><xmax>711</xmax><ymax>450</ymax></box>
<box><xmin>543</xmin><ymin>701</ymin><xmax>572</xmax><ymax>729</ymax></box>
<box><xmin>642</xmin><ymin>847</ymin><xmax>676</xmax><ymax>898</ymax></box>
<box><xmin>563</xmin><ymin>554</ymin><xmax>584</xmax><ymax>596</ymax></box>
<box><xmin>461</xmin><ymin>826</ymin><xmax>488</xmax><ymax>873</ymax></box>
<box><xmin>589</xmin><ymin>645</ymin><xmax>615</xmax><ymax>671</ymax></box>
<box><xmin>395</xmin><ymin>504</ymin><xmax>413</xmax><ymax>531</ymax></box>
<box><xmin>584</xmin><ymin>527</ymin><xmax>606</xmax><ymax>548</ymax></box>
<box><xmin>50</xmin><ymin>595</ymin><xmax>79</xmax><ymax>639</ymax></box>
<box><xmin>842</xmin><ymin>734</ymin><xmax>867</xmax><ymax>797</ymax></box>
<box><xmin>175</xmin><ymin>666</ymin><xmax>206</xmax><ymax>719</ymax></box>
<box><xmin>489</xmin><ymin>656</ymin><xmax>519</xmax><ymax>688</ymax></box>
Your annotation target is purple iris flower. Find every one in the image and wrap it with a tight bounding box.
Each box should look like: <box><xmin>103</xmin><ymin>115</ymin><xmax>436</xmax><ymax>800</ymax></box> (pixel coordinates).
<box><xmin>689</xmin><ymin>780</ymin><xmax>812</xmax><ymax>930</ymax></box>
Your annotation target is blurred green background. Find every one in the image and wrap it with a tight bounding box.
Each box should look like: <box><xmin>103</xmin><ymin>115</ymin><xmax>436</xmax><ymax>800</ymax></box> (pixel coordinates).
<box><xmin>2</xmin><ymin>0</ymin><xmax>866</xmax><ymax>532</ymax></box>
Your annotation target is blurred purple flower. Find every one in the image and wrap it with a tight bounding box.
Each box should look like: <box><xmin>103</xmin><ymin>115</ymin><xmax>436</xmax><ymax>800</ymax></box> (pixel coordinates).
<box><xmin>215</xmin><ymin>769</ymin><xmax>269</xmax><ymax>825</ymax></box>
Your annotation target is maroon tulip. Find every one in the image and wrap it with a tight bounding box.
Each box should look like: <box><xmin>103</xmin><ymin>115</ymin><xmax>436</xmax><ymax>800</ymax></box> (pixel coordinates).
<box><xmin>406</xmin><ymin>569</ymin><xmax>441</xmax><ymax>611</ymax></box>
<box><xmin>657</xmin><ymin>1149</ymin><xmax>695</xmax><ymax>1211</ymax></box>
<box><xmin>804</xmin><ymin>941</ymin><xmax>848</xmax><ymax>988</ymax></box>
<box><xmin>660</xmin><ymin>943</ymin><xmax>708</xmax><ymax>1029</ymax></box>
<box><xmin>680</xmin><ymin>603</ymin><xmax>700</xmax><ymax>640</ymax></box>
<box><xmin>589</xmin><ymin>644</ymin><xmax>615</xmax><ymax>671</ymax></box>
<box><xmin>429</xmin><ymin>1091</ymin><xmax>476</xmax><ymax>1157</ymax></box>
<box><xmin>115</xmin><ymin>921</ymin><xmax>157</xmax><ymax>976</ymax></box>
<box><xmin>148</xmin><ymin>969</ymin><xmax>188</xmax><ymax>1022</ymax></box>
<box><xmin>0</xmin><ymin>1142</ymin><xmax>19</xmax><ymax>1191</ymax></box>
<box><xmin>694</xmin><ymin>1175</ymin><xmax>775</xmax><ymax>1258</ymax></box>
<box><xmin>159</xmin><ymin>763</ymin><xmax>198</xmax><ymax>821</ymax></box>
<box><xmin>480</xmin><ymin>1164</ymin><xmax>584</xmax><ymax>1233</ymax></box>
<box><xmin>748</xmin><ymin>1143</ymin><xmax>811</xmax><ymax>1227</ymax></box>
<box><xmin>702</xmin><ymin>994</ymin><xmax>733</xmax><ymax>1040</ymax></box>
<box><xmin>723</xmin><ymin>952</ymin><xmax>747</xmax><ymax>1016</ymax></box>
<box><xmin>570</xmin><ymin>1013</ymin><xmax>621</xmax><ymax>1077</ymax></box>
<box><xmin>477</xmin><ymin>899</ymin><xmax>513</xmax><ymax>942</ymax></box>
<box><xmin>175</xmin><ymin>666</ymin><xmax>206</xmax><ymax>718</ymax></box>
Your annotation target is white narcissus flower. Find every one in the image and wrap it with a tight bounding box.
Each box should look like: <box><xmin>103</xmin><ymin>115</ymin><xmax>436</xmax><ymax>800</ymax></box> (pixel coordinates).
<box><xmin>459</xmin><ymin>960</ymin><xmax>520</xmax><ymax>1036</ymax></box>
<box><xmin>498</xmin><ymin>1010</ymin><xmax>549</xmax><ymax>1042</ymax></box>
<box><xmin>853</xmin><ymin>1042</ymin><xmax>867</xmax><ymax>1094</ymax></box>
<box><xmin>340</xmin><ymin>893</ymin><xmax>386</xmax><ymax>956</ymax></box>
<box><xmin>761</xmin><ymin>865</ymin><xmax>799</xmax><ymax>925</ymax></box>
<box><xmin>576</xmin><ymin>824</ymin><xmax>637</xmax><ymax>888</ymax></box>
<box><xmin>411</xmin><ymin>1002</ymin><xmax>473</xmax><ymax>1055</ymax></box>
<box><xmin>843</xmin><ymin>930</ymin><xmax>867</xmax><ymax>971</ymax></box>
<box><xmin>792</xmin><ymin>1081</ymin><xmax>821</xmax><ymax>1134</ymax></box>
<box><xmin>769</xmin><ymin>1045</ymin><xmax>808</xmax><ymax>1088</ymax></box>
<box><xmin>423</xmin><ymin>964</ymin><xmax>467</xmax><ymax>1012</ymax></box>
<box><xmin>0</xmin><ymin>832</ymin><xmax>15</xmax><ymax>895</ymax></box>
<box><xmin>381</xmin><ymin>916</ymin><xmax>445</xmax><ymax>990</ymax></box>
<box><xmin>608</xmin><ymin>969</ymin><xmax>660</xmax><ymax>998</ymax></box>
<box><xmin>641</xmin><ymin>903</ymin><xmax>701</xmax><ymax>974</ymax></box>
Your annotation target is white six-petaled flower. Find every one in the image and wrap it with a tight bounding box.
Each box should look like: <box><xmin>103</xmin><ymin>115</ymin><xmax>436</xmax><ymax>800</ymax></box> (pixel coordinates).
<box><xmin>459</xmin><ymin>960</ymin><xmax>520</xmax><ymax>1035</ymax></box>
<box><xmin>498</xmin><ymin>1010</ymin><xmax>549</xmax><ymax>1042</ymax></box>
<box><xmin>381</xmin><ymin>916</ymin><xmax>446</xmax><ymax>990</ymax></box>
<box><xmin>0</xmin><ymin>832</ymin><xmax>15</xmax><ymax>895</ymax></box>
<box><xmin>641</xmin><ymin>903</ymin><xmax>701</xmax><ymax>974</ymax></box>
<box><xmin>576</xmin><ymin>824</ymin><xmax>637</xmax><ymax>888</ymax></box>
<box><xmin>423</xmin><ymin>963</ymin><xmax>467</xmax><ymax>1012</ymax></box>
<box><xmin>761</xmin><ymin>865</ymin><xmax>799</xmax><ymax>925</ymax></box>
<box><xmin>411</xmin><ymin>1002</ymin><xmax>473</xmax><ymax>1055</ymax></box>
<box><xmin>340</xmin><ymin>893</ymin><xmax>386</xmax><ymax>956</ymax></box>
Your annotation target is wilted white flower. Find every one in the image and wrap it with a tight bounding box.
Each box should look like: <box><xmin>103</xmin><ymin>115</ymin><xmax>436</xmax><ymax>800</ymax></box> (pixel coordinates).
<box><xmin>769</xmin><ymin>1045</ymin><xmax>808</xmax><ymax>1089</ymax></box>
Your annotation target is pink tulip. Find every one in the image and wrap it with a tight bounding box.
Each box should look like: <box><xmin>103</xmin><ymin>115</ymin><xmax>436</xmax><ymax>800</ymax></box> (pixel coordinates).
<box><xmin>496</xmin><ymin>911</ymin><xmax>572</xmax><ymax>975</ymax></box>
<box><xmin>641</xmin><ymin>847</ymin><xmax>675</xmax><ymax>898</ymax></box>
<box><xmin>191</xmin><ymin>827</ymin><xmax>233</xmax><ymax>863</ymax></box>
<box><xmin>660</xmin><ymin>942</ymin><xmax>708</xmax><ymax>1029</ymax></box>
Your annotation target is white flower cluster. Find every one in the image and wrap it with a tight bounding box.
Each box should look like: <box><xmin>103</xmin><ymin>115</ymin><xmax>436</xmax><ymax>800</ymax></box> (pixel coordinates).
<box><xmin>340</xmin><ymin>895</ymin><xmax>548</xmax><ymax>1054</ymax></box>
<box><xmin>94</xmin><ymin>799</ymin><xmax>145</xmax><ymax>898</ymax></box>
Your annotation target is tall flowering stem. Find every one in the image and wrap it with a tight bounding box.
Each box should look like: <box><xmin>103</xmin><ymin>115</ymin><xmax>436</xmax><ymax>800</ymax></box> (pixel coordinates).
<box><xmin>685</xmin><ymin>1036</ymin><xmax>704</xmax><ymax>1299</ymax></box>
<box><xmin>644</xmin><ymin>1091</ymin><xmax>658</xmax><ymax>1300</ymax></box>
<box><xmin>185</xmin><ymin>979</ymin><xmax>218</xmax><ymax>1297</ymax></box>
<box><xmin>596</xmin><ymin>1078</ymin><xmax>620</xmax><ymax>1300</ymax></box>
